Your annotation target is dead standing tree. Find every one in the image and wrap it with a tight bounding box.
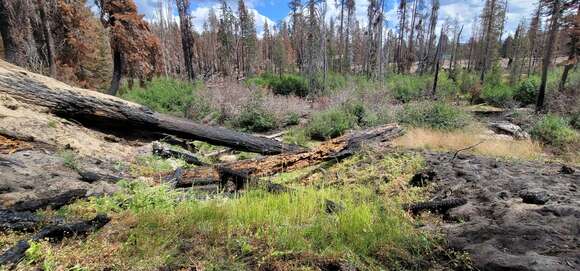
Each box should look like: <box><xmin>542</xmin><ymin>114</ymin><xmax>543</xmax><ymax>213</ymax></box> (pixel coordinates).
<box><xmin>176</xmin><ymin>0</ymin><xmax>196</xmax><ymax>81</ymax></box>
<box><xmin>95</xmin><ymin>0</ymin><xmax>163</xmax><ymax>95</ymax></box>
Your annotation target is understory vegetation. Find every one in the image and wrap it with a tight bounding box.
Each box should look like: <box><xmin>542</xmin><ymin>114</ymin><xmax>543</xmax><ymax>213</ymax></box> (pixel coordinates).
<box><xmin>3</xmin><ymin>152</ymin><xmax>452</xmax><ymax>270</ymax></box>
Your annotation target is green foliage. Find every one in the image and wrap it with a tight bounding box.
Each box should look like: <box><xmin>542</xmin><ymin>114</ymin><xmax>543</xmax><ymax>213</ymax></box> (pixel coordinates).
<box><xmin>284</xmin><ymin>112</ymin><xmax>300</xmax><ymax>126</ymax></box>
<box><xmin>250</xmin><ymin>73</ymin><xmax>310</xmax><ymax>97</ymax></box>
<box><xmin>387</xmin><ymin>74</ymin><xmax>430</xmax><ymax>102</ymax></box>
<box><xmin>120</xmin><ymin>77</ymin><xmax>210</xmax><ymax>119</ymax></box>
<box><xmin>283</xmin><ymin>128</ymin><xmax>311</xmax><ymax>147</ymax></box>
<box><xmin>531</xmin><ymin>115</ymin><xmax>578</xmax><ymax>147</ymax></box>
<box><xmin>514</xmin><ymin>77</ymin><xmax>539</xmax><ymax>105</ymax></box>
<box><xmin>436</xmin><ymin>72</ymin><xmax>461</xmax><ymax>98</ymax></box>
<box><xmin>398</xmin><ymin>102</ymin><xmax>472</xmax><ymax>130</ymax></box>
<box><xmin>58</xmin><ymin>150</ymin><xmax>78</xmax><ymax>170</ymax></box>
<box><xmin>457</xmin><ymin>70</ymin><xmax>479</xmax><ymax>93</ymax></box>
<box><xmin>480</xmin><ymin>65</ymin><xmax>514</xmax><ymax>106</ymax></box>
<box><xmin>55</xmin><ymin>152</ymin><xmax>435</xmax><ymax>270</ymax></box>
<box><xmin>305</xmin><ymin>107</ymin><xmax>357</xmax><ymax>140</ymax></box>
<box><xmin>233</xmin><ymin>94</ymin><xmax>278</xmax><ymax>132</ymax></box>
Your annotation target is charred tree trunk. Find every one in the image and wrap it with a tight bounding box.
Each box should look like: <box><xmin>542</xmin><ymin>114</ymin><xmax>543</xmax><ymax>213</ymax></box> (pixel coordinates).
<box><xmin>0</xmin><ymin>60</ymin><xmax>300</xmax><ymax>154</ymax></box>
<box><xmin>537</xmin><ymin>0</ymin><xmax>562</xmax><ymax>112</ymax></box>
<box><xmin>36</xmin><ymin>0</ymin><xmax>56</xmax><ymax>77</ymax></box>
<box><xmin>176</xmin><ymin>0</ymin><xmax>196</xmax><ymax>81</ymax></box>
<box><xmin>174</xmin><ymin>124</ymin><xmax>405</xmax><ymax>188</ymax></box>
<box><xmin>109</xmin><ymin>49</ymin><xmax>123</xmax><ymax>96</ymax></box>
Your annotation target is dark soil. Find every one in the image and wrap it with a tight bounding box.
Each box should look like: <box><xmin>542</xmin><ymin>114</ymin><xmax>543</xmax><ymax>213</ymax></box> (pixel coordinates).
<box><xmin>420</xmin><ymin>151</ymin><xmax>579</xmax><ymax>271</ymax></box>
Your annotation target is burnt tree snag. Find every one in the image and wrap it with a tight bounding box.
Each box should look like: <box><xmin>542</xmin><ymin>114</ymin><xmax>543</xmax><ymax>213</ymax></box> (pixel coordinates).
<box><xmin>0</xmin><ymin>60</ymin><xmax>300</xmax><ymax>155</ymax></box>
<box><xmin>174</xmin><ymin>124</ymin><xmax>405</xmax><ymax>188</ymax></box>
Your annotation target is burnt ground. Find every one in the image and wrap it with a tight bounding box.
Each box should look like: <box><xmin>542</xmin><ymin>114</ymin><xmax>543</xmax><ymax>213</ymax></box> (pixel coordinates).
<box><xmin>419</xmin><ymin>151</ymin><xmax>579</xmax><ymax>271</ymax></box>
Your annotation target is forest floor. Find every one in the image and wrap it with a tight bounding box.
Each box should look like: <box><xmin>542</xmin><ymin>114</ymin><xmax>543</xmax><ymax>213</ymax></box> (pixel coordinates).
<box><xmin>1</xmin><ymin>88</ymin><xmax>579</xmax><ymax>271</ymax></box>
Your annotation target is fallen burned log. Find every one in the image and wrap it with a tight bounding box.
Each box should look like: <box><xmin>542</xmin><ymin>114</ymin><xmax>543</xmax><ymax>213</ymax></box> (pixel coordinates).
<box><xmin>0</xmin><ymin>60</ymin><xmax>300</xmax><ymax>155</ymax></box>
<box><xmin>0</xmin><ymin>214</ymin><xmax>110</xmax><ymax>265</ymax></box>
<box><xmin>0</xmin><ymin>210</ymin><xmax>40</xmax><ymax>232</ymax></box>
<box><xmin>175</xmin><ymin>124</ymin><xmax>405</xmax><ymax>188</ymax></box>
<box><xmin>152</xmin><ymin>143</ymin><xmax>205</xmax><ymax>166</ymax></box>
<box><xmin>404</xmin><ymin>198</ymin><xmax>467</xmax><ymax>214</ymax></box>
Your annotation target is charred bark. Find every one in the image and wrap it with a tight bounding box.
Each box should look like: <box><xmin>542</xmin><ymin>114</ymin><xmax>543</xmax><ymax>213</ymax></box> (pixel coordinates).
<box><xmin>0</xmin><ymin>60</ymin><xmax>301</xmax><ymax>155</ymax></box>
<box><xmin>175</xmin><ymin>124</ymin><xmax>405</xmax><ymax>188</ymax></box>
<box><xmin>152</xmin><ymin>142</ymin><xmax>205</xmax><ymax>166</ymax></box>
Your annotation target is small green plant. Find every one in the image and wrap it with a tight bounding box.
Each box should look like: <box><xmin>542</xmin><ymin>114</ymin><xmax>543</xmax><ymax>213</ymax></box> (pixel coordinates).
<box><xmin>47</xmin><ymin>120</ymin><xmax>58</xmax><ymax>128</ymax></box>
<box><xmin>234</xmin><ymin>106</ymin><xmax>277</xmax><ymax>133</ymax></box>
<box><xmin>480</xmin><ymin>64</ymin><xmax>514</xmax><ymax>106</ymax></box>
<box><xmin>285</xmin><ymin>112</ymin><xmax>300</xmax><ymax>126</ymax></box>
<box><xmin>120</xmin><ymin>77</ymin><xmax>211</xmax><ymax>118</ymax></box>
<box><xmin>268</xmin><ymin>74</ymin><xmax>309</xmax><ymax>97</ymax></box>
<box><xmin>398</xmin><ymin>102</ymin><xmax>472</xmax><ymax>130</ymax></box>
<box><xmin>531</xmin><ymin>115</ymin><xmax>578</xmax><ymax>147</ymax></box>
<box><xmin>58</xmin><ymin>150</ymin><xmax>78</xmax><ymax>170</ymax></box>
<box><xmin>514</xmin><ymin>77</ymin><xmax>538</xmax><ymax>105</ymax></box>
<box><xmin>305</xmin><ymin>107</ymin><xmax>357</xmax><ymax>140</ymax></box>
<box><xmin>387</xmin><ymin>74</ymin><xmax>430</xmax><ymax>102</ymax></box>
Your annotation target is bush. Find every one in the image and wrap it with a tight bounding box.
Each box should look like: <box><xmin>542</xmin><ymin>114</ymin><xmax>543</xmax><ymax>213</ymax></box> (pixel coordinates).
<box><xmin>268</xmin><ymin>74</ymin><xmax>309</xmax><ymax>97</ymax></box>
<box><xmin>479</xmin><ymin>64</ymin><xmax>514</xmax><ymax>106</ymax></box>
<box><xmin>457</xmin><ymin>70</ymin><xmax>479</xmax><ymax>93</ymax></box>
<box><xmin>531</xmin><ymin>115</ymin><xmax>578</xmax><ymax>147</ymax></box>
<box><xmin>514</xmin><ymin>77</ymin><xmax>538</xmax><ymax>105</ymax></box>
<box><xmin>305</xmin><ymin>107</ymin><xmax>357</xmax><ymax>140</ymax></box>
<box><xmin>120</xmin><ymin>77</ymin><xmax>208</xmax><ymax>117</ymax></box>
<box><xmin>387</xmin><ymin>74</ymin><xmax>430</xmax><ymax>102</ymax></box>
<box><xmin>285</xmin><ymin>112</ymin><xmax>300</xmax><ymax>126</ymax></box>
<box><xmin>436</xmin><ymin>72</ymin><xmax>460</xmax><ymax>99</ymax></box>
<box><xmin>234</xmin><ymin>105</ymin><xmax>278</xmax><ymax>132</ymax></box>
<box><xmin>398</xmin><ymin>102</ymin><xmax>472</xmax><ymax>130</ymax></box>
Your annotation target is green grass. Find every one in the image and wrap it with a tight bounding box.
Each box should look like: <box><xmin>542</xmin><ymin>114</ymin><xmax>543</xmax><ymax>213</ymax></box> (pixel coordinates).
<box><xmin>120</xmin><ymin>77</ymin><xmax>210</xmax><ymax>119</ymax></box>
<box><xmin>58</xmin><ymin>150</ymin><xmax>79</xmax><ymax>170</ymax></box>
<box><xmin>12</xmin><ymin>152</ymin><xmax>439</xmax><ymax>270</ymax></box>
<box><xmin>387</xmin><ymin>74</ymin><xmax>431</xmax><ymax>102</ymax></box>
<box><xmin>398</xmin><ymin>102</ymin><xmax>472</xmax><ymax>131</ymax></box>
<box><xmin>531</xmin><ymin>115</ymin><xmax>578</xmax><ymax>148</ymax></box>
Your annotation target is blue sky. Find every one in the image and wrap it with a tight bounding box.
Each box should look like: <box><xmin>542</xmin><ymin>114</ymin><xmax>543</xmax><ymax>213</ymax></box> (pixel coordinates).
<box><xmin>133</xmin><ymin>0</ymin><xmax>536</xmax><ymax>39</ymax></box>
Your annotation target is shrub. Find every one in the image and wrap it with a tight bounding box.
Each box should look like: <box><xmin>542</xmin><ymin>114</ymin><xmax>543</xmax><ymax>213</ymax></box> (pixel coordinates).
<box><xmin>269</xmin><ymin>74</ymin><xmax>309</xmax><ymax>97</ymax></box>
<box><xmin>120</xmin><ymin>78</ymin><xmax>208</xmax><ymax>117</ymax></box>
<box><xmin>436</xmin><ymin>72</ymin><xmax>460</xmax><ymax>99</ymax></box>
<box><xmin>234</xmin><ymin>105</ymin><xmax>278</xmax><ymax>132</ymax></box>
<box><xmin>514</xmin><ymin>77</ymin><xmax>538</xmax><ymax>105</ymax></box>
<box><xmin>531</xmin><ymin>115</ymin><xmax>578</xmax><ymax>147</ymax></box>
<box><xmin>285</xmin><ymin>112</ymin><xmax>300</xmax><ymax>126</ymax></box>
<box><xmin>457</xmin><ymin>70</ymin><xmax>479</xmax><ymax>93</ymax></box>
<box><xmin>398</xmin><ymin>102</ymin><xmax>472</xmax><ymax>130</ymax></box>
<box><xmin>480</xmin><ymin>83</ymin><xmax>514</xmax><ymax>106</ymax></box>
<box><xmin>305</xmin><ymin>107</ymin><xmax>357</xmax><ymax>140</ymax></box>
<box><xmin>479</xmin><ymin>64</ymin><xmax>514</xmax><ymax>106</ymax></box>
<box><xmin>387</xmin><ymin>74</ymin><xmax>430</xmax><ymax>102</ymax></box>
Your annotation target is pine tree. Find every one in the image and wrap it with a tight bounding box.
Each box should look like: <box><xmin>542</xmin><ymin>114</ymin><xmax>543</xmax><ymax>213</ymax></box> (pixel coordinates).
<box><xmin>96</xmin><ymin>0</ymin><xmax>163</xmax><ymax>95</ymax></box>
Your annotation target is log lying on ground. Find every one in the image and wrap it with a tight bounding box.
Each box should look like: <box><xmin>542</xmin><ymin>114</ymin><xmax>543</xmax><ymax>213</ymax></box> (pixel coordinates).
<box><xmin>175</xmin><ymin>124</ymin><xmax>405</xmax><ymax>188</ymax></box>
<box><xmin>0</xmin><ymin>214</ymin><xmax>110</xmax><ymax>265</ymax></box>
<box><xmin>0</xmin><ymin>210</ymin><xmax>40</xmax><ymax>232</ymax></box>
<box><xmin>0</xmin><ymin>60</ymin><xmax>300</xmax><ymax>155</ymax></box>
<box><xmin>152</xmin><ymin>142</ymin><xmax>205</xmax><ymax>166</ymax></box>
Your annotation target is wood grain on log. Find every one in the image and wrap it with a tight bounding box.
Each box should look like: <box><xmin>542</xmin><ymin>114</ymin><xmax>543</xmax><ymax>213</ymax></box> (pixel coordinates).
<box><xmin>0</xmin><ymin>60</ymin><xmax>300</xmax><ymax>155</ymax></box>
<box><xmin>175</xmin><ymin>124</ymin><xmax>405</xmax><ymax>188</ymax></box>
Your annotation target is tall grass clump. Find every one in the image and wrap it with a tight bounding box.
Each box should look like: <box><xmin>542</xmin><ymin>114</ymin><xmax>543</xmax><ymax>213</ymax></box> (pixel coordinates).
<box><xmin>531</xmin><ymin>115</ymin><xmax>578</xmax><ymax>148</ymax></box>
<box><xmin>304</xmin><ymin>102</ymin><xmax>382</xmax><ymax>140</ymax></box>
<box><xmin>120</xmin><ymin>77</ymin><xmax>209</xmax><ymax>118</ymax></box>
<box><xmin>398</xmin><ymin>101</ymin><xmax>472</xmax><ymax>130</ymax></box>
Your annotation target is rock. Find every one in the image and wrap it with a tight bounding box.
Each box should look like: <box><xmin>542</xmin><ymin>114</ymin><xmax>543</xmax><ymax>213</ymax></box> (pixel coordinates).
<box><xmin>519</xmin><ymin>190</ymin><xmax>550</xmax><ymax>205</ymax></box>
<box><xmin>86</xmin><ymin>182</ymin><xmax>119</xmax><ymax>197</ymax></box>
<box><xmin>266</xmin><ymin>182</ymin><xmax>290</xmax><ymax>194</ymax></box>
<box><xmin>489</xmin><ymin>121</ymin><xmax>530</xmax><ymax>140</ymax></box>
<box><xmin>559</xmin><ymin>165</ymin><xmax>575</xmax><ymax>175</ymax></box>
<box><xmin>409</xmin><ymin>169</ymin><xmax>437</xmax><ymax>187</ymax></box>
<box><xmin>325</xmin><ymin>199</ymin><xmax>344</xmax><ymax>214</ymax></box>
